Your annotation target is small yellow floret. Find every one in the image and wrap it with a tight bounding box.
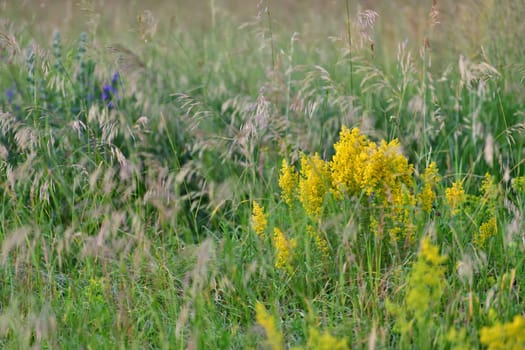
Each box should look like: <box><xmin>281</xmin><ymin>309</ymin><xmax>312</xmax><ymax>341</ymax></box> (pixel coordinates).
<box><xmin>278</xmin><ymin>159</ymin><xmax>298</xmax><ymax>206</ymax></box>
<box><xmin>255</xmin><ymin>302</ymin><xmax>283</xmax><ymax>350</ymax></box>
<box><xmin>445</xmin><ymin>180</ymin><xmax>466</xmax><ymax>214</ymax></box>
<box><xmin>251</xmin><ymin>201</ymin><xmax>268</xmax><ymax>238</ymax></box>
<box><xmin>298</xmin><ymin>154</ymin><xmax>331</xmax><ymax>218</ymax></box>
<box><xmin>480</xmin><ymin>315</ymin><xmax>525</xmax><ymax>350</ymax></box>
<box><xmin>475</xmin><ymin>217</ymin><xmax>497</xmax><ymax>247</ymax></box>
<box><xmin>273</xmin><ymin>228</ymin><xmax>296</xmax><ymax>270</ymax></box>
<box><xmin>306</xmin><ymin>327</ymin><xmax>348</xmax><ymax>350</ymax></box>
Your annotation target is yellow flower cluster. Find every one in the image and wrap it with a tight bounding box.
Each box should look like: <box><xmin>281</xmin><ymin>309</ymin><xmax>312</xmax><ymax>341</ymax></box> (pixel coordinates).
<box><xmin>330</xmin><ymin>126</ymin><xmax>370</xmax><ymax>195</ymax></box>
<box><xmin>386</xmin><ymin>237</ymin><xmax>448</xmax><ymax>342</ymax></box>
<box><xmin>511</xmin><ymin>176</ymin><xmax>525</xmax><ymax>193</ymax></box>
<box><xmin>252</xmin><ymin>201</ymin><xmax>268</xmax><ymax>238</ymax></box>
<box><xmin>298</xmin><ymin>153</ymin><xmax>331</xmax><ymax>218</ymax></box>
<box><xmin>255</xmin><ymin>302</ymin><xmax>283</xmax><ymax>350</ymax></box>
<box><xmin>445</xmin><ymin>180</ymin><xmax>466</xmax><ymax>215</ymax></box>
<box><xmin>362</xmin><ymin>138</ymin><xmax>414</xmax><ymax>200</ymax></box>
<box><xmin>481</xmin><ymin>173</ymin><xmax>499</xmax><ymax>210</ymax></box>
<box><xmin>475</xmin><ymin>217</ymin><xmax>497</xmax><ymax>247</ymax></box>
<box><xmin>388</xmin><ymin>187</ymin><xmax>416</xmax><ymax>242</ymax></box>
<box><xmin>279</xmin><ymin>127</ymin><xmax>415</xmax><ymax>223</ymax></box>
<box><xmin>406</xmin><ymin>237</ymin><xmax>447</xmax><ymax>323</ymax></box>
<box><xmin>447</xmin><ymin>327</ymin><xmax>471</xmax><ymax>350</ymax></box>
<box><xmin>277</xmin><ymin>126</ymin><xmax>420</xmax><ymax>242</ymax></box>
<box><xmin>255</xmin><ymin>305</ymin><xmax>348</xmax><ymax>350</ymax></box>
<box><xmin>304</xmin><ymin>327</ymin><xmax>348</xmax><ymax>350</ymax></box>
<box><xmin>278</xmin><ymin>159</ymin><xmax>298</xmax><ymax>206</ymax></box>
<box><xmin>420</xmin><ymin>236</ymin><xmax>448</xmax><ymax>265</ymax></box>
<box><xmin>480</xmin><ymin>315</ymin><xmax>525</xmax><ymax>350</ymax></box>
<box><xmin>307</xmin><ymin>225</ymin><xmax>329</xmax><ymax>259</ymax></box>
<box><xmin>273</xmin><ymin>228</ymin><xmax>296</xmax><ymax>270</ymax></box>
<box><xmin>418</xmin><ymin>162</ymin><xmax>440</xmax><ymax>213</ymax></box>
<box><xmin>330</xmin><ymin>126</ymin><xmax>414</xmax><ymax>201</ymax></box>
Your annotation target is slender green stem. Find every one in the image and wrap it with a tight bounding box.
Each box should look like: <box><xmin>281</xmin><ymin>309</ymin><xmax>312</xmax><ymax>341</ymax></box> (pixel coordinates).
<box><xmin>345</xmin><ymin>0</ymin><xmax>354</xmax><ymax>92</ymax></box>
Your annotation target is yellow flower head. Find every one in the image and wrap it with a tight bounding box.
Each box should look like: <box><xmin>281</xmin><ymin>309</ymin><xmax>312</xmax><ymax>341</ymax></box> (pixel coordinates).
<box><xmin>447</xmin><ymin>327</ymin><xmax>471</xmax><ymax>350</ymax></box>
<box><xmin>481</xmin><ymin>173</ymin><xmax>499</xmax><ymax>211</ymax></box>
<box><xmin>405</xmin><ymin>237</ymin><xmax>447</xmax><ymax>323</ymax></box>
<box><xmin>480</xmin><ymin>315</ymin><xmax>525</xmax><ymax>350</ymax></box>
<box><xmin>475</xmin><ymin>217</ymin><xmax>497</xmax><ymax>247</ymax></box>
<box><xmin>252</xmin><ymin>201</ymin><xmax>268</xmax><ymax>238</ymax></box>
<box><xmin>418</xmin><ymin>162</ymin><xmax>440</xmax><ymax>213</ymax></box>
<box><xmin>278</xmin><ymin>159</ymin><xmax>298</xmax><ymax>206</ymax></box>
<box><xmin>361</xmin><ymin>139</ymin><xmax>414</xmax><ymax>200</ymax></box>
<box><xmin>255</xmin><ymin>302</ymin><xmax>283</xmax><ymax>350</ymax></box>
<box><xmin>306</xmin><ymin>327</ymin><xmax>348</xmax><ymax>350</ymax></box>
<box><xmin>330</xmin><ymin>126</ymin><xmax>413</xmax><ymax>203</ymax></box>
<box><xmin>298</xmin><ymin>153</ymin><xmax>331</xmax><ymax>218</ymax></box>
<box><xmin>273</xmin><ymin>227</ymin><xmax>296</xmax><ymax>270</ymax></box>
<box><xmin>330</xmin><ymin>126</ymin><xmax>370</xmax><ymax>194</ymax></box>
<box><xmin>511</xmin><ymin>176</ymin><xmax>525</xmax><ymax>193</ymax></box>
<box><xmin>445</xmin><ymin>180</ymin><xmax>466</xmax><ymax>214</ymax></box>
<box><xmin>307</xmin><ymin>225</ymin><xmax>329</xmax><ymax>259</ymax></box>
<box><xmin>420</xmin><ymin>236</ymin><xmax>447</xmax><ymax>265</ymax></box>
<box><xmin>388</xmin><ymin>186</ymin><xmax>416</xmax><ymax>242</ymax></box>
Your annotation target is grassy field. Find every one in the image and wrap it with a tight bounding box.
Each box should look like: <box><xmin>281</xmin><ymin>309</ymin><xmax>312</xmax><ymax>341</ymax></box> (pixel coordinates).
<box><xmin>1</xmin><ymin>0</ymin><xmax>524</xmax><ymax>348</ymax></box>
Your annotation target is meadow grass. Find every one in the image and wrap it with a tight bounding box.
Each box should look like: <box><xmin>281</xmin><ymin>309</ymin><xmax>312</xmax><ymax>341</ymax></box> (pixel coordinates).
<box><xmin>0</xmin><ymin>0</ymin><xmax>524</xmax><ymax>348</ymax></box>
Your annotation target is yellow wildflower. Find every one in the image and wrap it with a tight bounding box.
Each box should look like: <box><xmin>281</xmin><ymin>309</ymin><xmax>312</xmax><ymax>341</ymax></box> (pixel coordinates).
<box><xmin>418</xmin><ymin>162</ymin><xmax>440</xmax><ymax>213</ymax></box>
<box><xmin>307</xmin><ymin>225</ymin><xmax>329</xmax><ymax>259</ymax></box>
<box><xmin>273</xmin><ymin>227</ymin><xmax>296</xmax><ymax>270</ymax></box>
<box><xmin>447</xmin><ymin>327</ymin><xmax>471</xmax><ymax>350</ymax></box>
<box><xmin>406</xmin><ymin>237</ymin><xmax>447</xmax><ymax>323</ymax></box>
<box><xmin>298</xmin><ymin>153</ymin><xmax>331</xmax><ymax>218</ymax></box>
<box><xmin>361</xmin><ymin>139</ymin><xmax>414</xmax><ymax>201</ymax></box>
<box><xmin>511</xmin><ymin>176</ymin><xmax>525</xmax><ymax>193</ymax></box>
<box><xmin>330</xmin><ymin>126</ymin><xmax>413</xmax><ymax>204</ymax></box>
<box><xmin>255</xmin><ymin>302</ymin><xmax>283</xmax><ymax>350</ymax></box>
<box><xmin>480</xmin><ymin>173</ymin><xmax>499</xmax><ymax>210</ymax></box>
<box><xmin>387</xmin><ymin>237</ymin><xmax>448</xmax><ymax>345</ymax></box>
<box><xmin>252</xmin><ymin>201</ymin><xmax>268</xmax><ymax>238</ymax></box>
<box><xmin>445</xmin><ymin>180</ymin><xmax>466</xmax><ymax>215</ymax></box>
<box><xmin>480</xmin><ymin>315</ymin><xmax>525</xmax><ymax>350</ymax></box>
<box><xmin>475</xmin><ymin>217</ymin><xmax>497</xmax><ymax>247</ymax></box>
<box><xmin>388</xmin><ymin>187</ymin><xmax>416</xmax><ymax>242</ymax></box>
<box><xmin>330</xmin><ymin>126</ymin><xmax>370</xmax><ymax>194</ymax></box>
<box><xmin>420</xmin><ymin>236</ymin><xmax>447</xmax><ymax>265</ymax></box>
<box><xmin>278</xmin><ymin>159</ymin><xmax>298</xmax><ymax>206</ymax></box>
<box><xmin>306</xmin><ymin>327</ymin><xmax>348</xmax><ymax>350</ymax></box>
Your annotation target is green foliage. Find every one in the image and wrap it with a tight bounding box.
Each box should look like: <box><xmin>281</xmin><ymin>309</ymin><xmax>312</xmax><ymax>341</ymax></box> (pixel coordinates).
<box><xmin>0</xmin><ymin>1</ymin><xmax>524</xmax><ymax>348</ymax></box>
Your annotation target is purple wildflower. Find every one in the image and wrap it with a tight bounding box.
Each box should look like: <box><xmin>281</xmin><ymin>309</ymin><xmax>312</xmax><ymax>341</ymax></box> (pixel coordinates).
<box><xmin>111</xmin><ymin>72</ymin><xmax>120</xmax><ymax>86</ymax></box>
<box><xmin>100</xmin><ymin>73</ymin><xmax>121</xmax><ymax>109</ymax></box>
<box><xmin>101</xmin><ymin>83</ymin><xmax>112</xmax><ymax>101</ymax></box>
<box><xmin>6</xmin><ymin>89</ymin><xmax>14</xmax><ymax>103</ymax></box>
